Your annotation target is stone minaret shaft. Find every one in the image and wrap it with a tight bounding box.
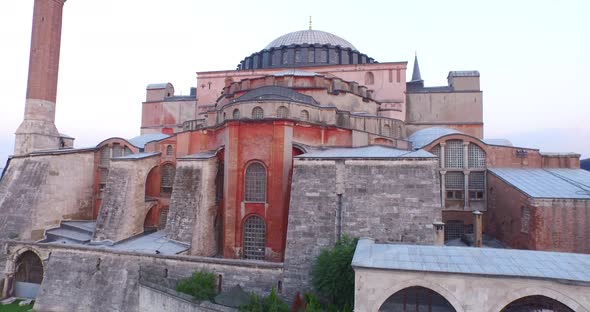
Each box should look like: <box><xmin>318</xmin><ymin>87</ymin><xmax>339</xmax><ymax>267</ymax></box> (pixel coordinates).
<box><xmin>15</xmin><ymin>0</ymin><xmax>66</xmax><ymax>155</ymax></box>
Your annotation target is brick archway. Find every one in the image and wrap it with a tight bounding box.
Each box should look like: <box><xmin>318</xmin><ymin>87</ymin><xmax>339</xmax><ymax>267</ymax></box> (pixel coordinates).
<box><xmin>489</xmin><ymin>287</ymin><xmax>587</xmax><ymax>312</ymax></box>
<box><xmin>371</xmin><ymin>278</ymin><xmax>464</xmax><ymax>312</ymax></box>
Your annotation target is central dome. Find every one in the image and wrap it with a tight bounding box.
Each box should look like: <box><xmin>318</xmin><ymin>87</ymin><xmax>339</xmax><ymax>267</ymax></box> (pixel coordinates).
<box><xmin>264</xmin><ymin>30</ymin><xmax>357</xmax><ymax>51</ymax></box>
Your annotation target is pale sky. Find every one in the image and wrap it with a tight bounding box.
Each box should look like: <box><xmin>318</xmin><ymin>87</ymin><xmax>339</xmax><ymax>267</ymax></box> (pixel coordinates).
<box><xmin>1</xmin><ymin>0</ymin><xmax>589</xmax><ymax>168</ymax></box>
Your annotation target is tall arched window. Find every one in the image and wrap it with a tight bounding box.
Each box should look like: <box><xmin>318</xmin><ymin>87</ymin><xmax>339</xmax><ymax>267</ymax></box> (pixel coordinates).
<box><xmin>112</xmin><ymin>143</ymin><xmax>122</xmax><ymax>158</ymax></box>
<box><xmin>233</xmin><ymin>108</ymin><xmax>241</xmax><ymax>119</ymax></box>
<box><xmin>382</xmin><ymin>124</ymin><xmax>391</xmax><ymax>136</ymax></box>
<box><xmin>277</xmin><ymin>106</ymin><xmax>289</xmax><ymax>118</ymax></box>
<box><xmin>252</xmin><ymin>107</ymin><xmax>264</xmax><ymax>119</ymax></box>
<box><xmin>100</xmin><ymin>146</ymin><xmax>111</xmax><ymax>167</ymax></box>
<box><xmin>379</xmin><ymin>286</ymin><xmax>456</xmax><ymax>312</ymax></box>
<box><xmin>468</xmin><ymin>143</ymin><xmax>486</xmax><ymax>168</ymax></box>
<box><xmin>444</xmin><ymin>140</ymin><xmax>464</xmax><ymax>168</ymax></box>
<box><xmin>160</xmin><ymin>164</ymin><xmax>176</xmax><ymax>196</ymax></box>
<box><xmin>365</xmin><ymin>71</ymin><xmax>375</xmax><ymax>85</ymax></box>
<box><xmin>166</xmin><ymin>145</ymin><xmax>173</xmax><ymax>156</ymax></box>
<box><xmin>430</xmin><ymin>144</ymin><xmax>441</xmax><ymax>167</ymax></box>
<box><xmin>500</xmin><ymin>295</ymin><xmax>574</xmax><ymax>312</ymax></box>
<box><xmin>245</xmin><ymin>162</ymin><xmax>266</xmax><ymax>202</ymax></box>
<box><xmin>243</xmin><ymin>216</ymin><xmax>266</xmax><ymax>260</ymax></box>
<box><xmin>300</xmin><ymin>110</ymin><xmax>310</xmax><ymax>121</ymax></box>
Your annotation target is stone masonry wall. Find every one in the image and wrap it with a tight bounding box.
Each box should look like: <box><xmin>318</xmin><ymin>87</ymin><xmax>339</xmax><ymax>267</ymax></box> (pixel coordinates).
<box><xmin>6</xmin><ymin>243</ymin><xmax>283</xmax><ymax>312</ymax></box>
<box><xmin>0</xmin><ymin>152</ymin><xmax>95</xmax><ymax>241</ymax></box>
<box><xmin>93</xmin><ymin>155</ymin><xmax>160</xmax><ymax>243</ymax></box>
<box><xmin>283</xmin><ymin>158</ymin><xmax>441</xmax><ymax>295</ymax></box>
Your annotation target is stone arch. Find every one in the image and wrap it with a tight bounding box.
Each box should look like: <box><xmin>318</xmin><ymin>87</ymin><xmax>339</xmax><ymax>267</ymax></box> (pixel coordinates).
<box><xmin>252</xmin><ymin>106</ymin><xmax>264</xmax><ymax>119</ymax></box>
<box><xmin>489</xmin><ymin>287</ymin><xmax>586</xmax><ymax>312</ymax></box>
<box><xmin>233</xmin><ymin>108</ymin><xmax>241</xmax><ymax>119</ymax></box>
<box><xmin>365</xmin><ymin>71</ymin><xmax>375</xmax><ymax>85</ymax></box>
<box><xmin>4</xmin><ymin>247</ymin><xmax>45</xmax><ymax>299</ymax></box>
<box><xmin>371</xmin><ymin>278</ymin><xmax>464</xmax><ymax>312</ymax></box>
<box><xmin>244</xmin><ymin>161</ymin><xmax>267</xmax><ymax>202</ymax></box>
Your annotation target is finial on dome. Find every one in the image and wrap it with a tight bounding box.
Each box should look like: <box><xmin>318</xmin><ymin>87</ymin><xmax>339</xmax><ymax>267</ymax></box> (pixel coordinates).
<box><xmin>309</xmin><ymin>16</ymin><xmax>312</xmax><ymax>30</ymax></box>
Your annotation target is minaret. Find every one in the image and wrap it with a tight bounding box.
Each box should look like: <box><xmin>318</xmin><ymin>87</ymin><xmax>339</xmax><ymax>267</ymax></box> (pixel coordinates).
<box><xmin>14</xmin><ymin>0</ymin><xmax>67</xmax><ymax>155</ymax></box>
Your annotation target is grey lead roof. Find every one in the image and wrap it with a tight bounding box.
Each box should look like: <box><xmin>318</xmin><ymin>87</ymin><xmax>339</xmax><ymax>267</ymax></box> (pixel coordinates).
<box><xmin>128</xmin><ymin>133</ymin><xmax>170</xmax><ymax>148</ymax></box>
<box><xmin>113</xmin><ymin>152</ymin><xmax>160</xmax><ymax>160</ymax></box>
<box><xmin>408</xmin><ymin>127</ymin><xmax>462</xmax><ymax>149</ymax></box>
<box><xmin>231</xmin><ymin>86</ymin><xmax>319</xmax><ymax>106</ymax></box>
<box><xmin>272</xmin><ymin>69</ymin><xmax>321</xmax><ymax>77</ymax></box>
<box><xmin>146</xmin><ymin>83</ymin><xmax>172</xmax><ymax>90</ymax></box>
<box><xmin>448</xmin><ymin>71</ymin><xmax>480</xmax><ymax>77</ymax></box>
<box><xmin>352</xmin><ymin>239</ymin><xmax>590</xmax><ymax>284</ymax></box>
<box><xmin>483</xmin><ymin>138</ymin><xmax>513</xmax><ymax>146</ymax></box>
<box><xmin>296</xmin><ymin>145</ymin><xmax>435</xmax><ymax>159</ymax></box>
<box><xmin>489</xmin><ymin>168</ymin><xmax>590</xmax><ymax>199</ymax></box>
<box><xmin>264</xmin><ymin>30</ymin><xmax>357</xmax><ymax>51</ymax></box>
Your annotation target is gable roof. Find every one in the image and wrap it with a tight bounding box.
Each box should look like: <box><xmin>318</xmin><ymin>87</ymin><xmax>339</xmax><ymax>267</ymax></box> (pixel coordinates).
<box><xmin>489</xmin><ymin>168</ymin><xmax>590</xmax><ymax>199</ymax></box>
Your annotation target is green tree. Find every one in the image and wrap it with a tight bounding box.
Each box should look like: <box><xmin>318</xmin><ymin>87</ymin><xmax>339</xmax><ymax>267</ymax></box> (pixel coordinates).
<box><xmin>311</xmin><ymin>236</ymin><xmax>358</xmax><ymax>309</ymax></box>
<box><xmin>176</xmin><ymin>270</ymin><xmax>217</xmax><ymax>301</ymax></box>
<box><xmin>239</xmin><ymin>288</ymin><xmax>289</xmax><ymax>312</ymax></box>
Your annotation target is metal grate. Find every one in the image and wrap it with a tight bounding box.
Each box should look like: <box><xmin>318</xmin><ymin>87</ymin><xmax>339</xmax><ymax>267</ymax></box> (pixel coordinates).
<box><xmin>308</xmin><ymin>50</ymin><xmax>315</xmax><ymax>63</ymax></box>
<box><xmin>166</xmin><ymin>145</ymin><xmax>174</xmax><ymax>156</ymax></box>
<box><xmin>430</xmin><ymin>145</ymin><xmax>441</xmax><ymax>167</ymax></box>
<box><xmin>444</xmin><ymin>220</ymin><xmax>465</xmax><ymax>241</ymax></box>
<box><xmin>444</xmin><ymin>140</ymin><xmax>464</xmax><ymax>168</ymax></box>
<box><xmin>233</xmin><ymin>109</ymin><xmax>241</xmax><ymax>119</ymax></box>
<box><xmin>252</xmin><ymin>107</ymin><xmax>264</xmax><ymax>119</ymax></box>
<box><xmin>277</xmin><ymin>106</ymin><xmax>289</xmax><ymax>118</ymax></box>
<box><xmin>469</xmin><ymin>172</ymin><xmax>485</xmax><ymax>190</ymax></box>
<box><xmin>445</xmin><ymin>172</ymin><xmax>464</xmax><ymax>190</ymax></box>
<box><xmin>382</xmin><ymin>124</ymin><xmax>391</xmax><ymax>136</ymax></box>
<box><xmin>100</xmin><ymin>146</ymin><xmax>111</xmax><ymax>167</ymax></box>
<box><xmin>159</xmin><ymin>208</ymin><xmax>169</xmax><ymax>229</ymax></box>
<box><xmin>468</xmin><ymin>144</ymin><xmax>486</xmax><ymax>168</ymax></box>
<box><xmin>160</xmin><ymin>164</ymin><xmax>176</xmax><ymax>195</ymax></box>
<box><xmin>124</xmin><ymin>147</ymin><xmax>133</xmax><ymax>156</ymax></box>
<box><xmin>245</xmin><ymin>163</ymin><xmax>266</xmax><ymax>202</ymax></box>
<box><xmin>243</xmin><ymin>216</ymin><xmax>266</xmax><ymax>260</ymax></box>
<box><xmin>112</xmin><ymin>144</ymin><xmax>122</xmax><ymax>158</ymax></box>
<box><xmin>300</xmin><ymin>110</ymin><xmax>309</xmax><ymax>121</ymax></box>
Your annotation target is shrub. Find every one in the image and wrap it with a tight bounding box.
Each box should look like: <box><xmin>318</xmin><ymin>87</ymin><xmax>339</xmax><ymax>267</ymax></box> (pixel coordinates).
<box><xmin>240</xmin><ymin>287</ymin><xmax>289</xmax><ymax>312</ymax></box>
<box><xmin>176</xmin><ymin>270</ymin><xmax>217</xmax><ymax>301</ymax></box>
<box><xmin>311</xmin><ymin>236</ymin><xmax>358</xmax><ymax>309</ymax></box>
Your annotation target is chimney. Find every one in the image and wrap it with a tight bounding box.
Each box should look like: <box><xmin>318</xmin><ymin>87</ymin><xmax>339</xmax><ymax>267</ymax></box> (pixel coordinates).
<box><xmin>473</xmin><ymin>210</ymin><xmax>483</xmax><ymax>247</ymax></box>
<box><xmin>433</xmin><ymin>221</ymin><xmax>445</xmax><ymax>246</ymax></box>
<box><xmin>14</xmin><ymin>0</ymin><xmax>67</xmax><ymax>155</ymax></box>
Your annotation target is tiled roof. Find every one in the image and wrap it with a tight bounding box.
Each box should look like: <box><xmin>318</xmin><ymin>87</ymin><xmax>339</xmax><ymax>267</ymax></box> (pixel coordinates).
<box><xmin>128</xmin><ymin>134</ymin><xmax>170</xmax><ymax>148</ymax></box>
<box><xmin>296</xmin><ymin>146</ymin><xmax>435</xmax><ymax>159</ymax></box>
<box><xmin>489</xmin><ymin>168</ymin><xmax>590</xmax><ymax>199</ymax></box>
<box><xmin>265</xmin><ymin>30</ymin><xmax>357</xmax><ymax>51</ymax></box>
<box><xmin>408</xmin><ymin>127</ymin><xmax>462</xmax><ymax>149</ymax></box>
<box><xmin>352</xmin><ymin>239</ymin><xmax>590</xmax><ymax>284</ymax></box>
<box><xmin>231</xmin><ymin>86</ymin><xmax>318</xmax><ymax>106</ymax></box>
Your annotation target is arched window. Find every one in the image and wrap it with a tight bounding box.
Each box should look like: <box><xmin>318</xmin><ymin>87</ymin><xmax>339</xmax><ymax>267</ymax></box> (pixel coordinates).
<box><xmin>160</xmin><ymin>164</ymin><xmax>176</xmax><ymax>196</ymax></box>
<box><xmin>430</xmin><ymin>144</ymin><xmax>441</xmax><ymax>167</ymax></box>
<box><xmin>365</xmin><ymin>71</ymin><xmax>375</xmax><ymax>85</ymax></box>
<box><xmin>500</xmin><ymin>295</ymin><xmax>574</xmax><ymax>312</ymax></box>
<box><xmin>308</xmin><ymin>49</ymin><xmax>315</xmax><ymax>63</ymax></box>
<box><xmin>252</xmin><ymin>107</ymin><xmax>264</xmax><ymax>119</ymax></box>
<box><xmin>379</xmin><ymin>286</ymin><xmax>456</xmax><ymax>312</ymax></box>
<box><xmin>124</xmin><ymin>147</ymin><xmax>133</xmax><ymax>156</ymax></box>
<box><xmin>300</xmin><ymin>110</ymin><xmax>310</xmax><ymax>121</ymax></box>
<box><xmin>112</xmin><ymin>143</ymin><xmax>122</xmax><ymax>158</ymax></box>
<box><xmin>468</xmin><ymin>143</ymin><xmax>486</xmax><ymax>168</ymax></box>
<box><xmin>382</xmin><ymin>124</ymin><xmax>391</xmax><ymax>136</ymax></box>
<box><xmin>444</xmin><ymin>140</ymin><xmax>464</xmax><ymax>168</ymax></box>
<box><xmin>243</xmin><ymin>216</ymin><xmax>266</xmax><ymax>260</ymax></box>
<box><xmin>15</xmin><ymin>251</ymin><xmax>44</xmax><ymax>286</ymax></box>
<box><xmin>166</xmin><ymin>145</ymin><xmax>173</xmax><ymax>156</ymax></box>
<box><xmin>245</xmin><ymin>162</ymin><xmax>266</xmax><ymax>202</ymax></box>
<box><xmin>223</xmin><ymin>112</ymin><xmax>226</xmax><ymax>121</ymax></box>
<box><xmin>100</xmin><ymin>146</ymin><xmax>111</xmax><ymax>167</ymax></box>
<box><xmin>282</xmin><ymin>50</ymin><xmax>288</xmax><ymax>65</ymax></box>
<box><xmin>233</xmin><ymin>108</ymin><xmax>241</xmax><ymax>119</ymax></box>
<box><xmin>277</xmin><ymin>106</ymin><xmax>289</xmax><ymax>118</ymax></box>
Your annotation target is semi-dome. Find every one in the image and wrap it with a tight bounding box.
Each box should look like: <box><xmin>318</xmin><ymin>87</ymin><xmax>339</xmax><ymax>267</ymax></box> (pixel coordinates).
<box><xmin>264</xmin><ymin>30</ymin><xmax>357</xmax><ymax>51</ymax></box>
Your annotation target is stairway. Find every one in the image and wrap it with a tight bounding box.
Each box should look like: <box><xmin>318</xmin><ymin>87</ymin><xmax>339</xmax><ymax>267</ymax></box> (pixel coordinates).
<box><xmin>41</xmin><ymin>221</ymin><xmax>96</xmax><ymax>245</ymax></box>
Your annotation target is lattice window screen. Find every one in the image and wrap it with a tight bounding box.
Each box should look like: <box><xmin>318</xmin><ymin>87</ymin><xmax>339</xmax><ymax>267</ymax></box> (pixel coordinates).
<box><xmin>382</xmin><ymin>125</ymin><xmax>391</xmax><ymax>136</ymax></box>
<box><xmin>243</xmin><ymin>216</ymin><xmax>266</xmax><ymax>260</ymax></box>
<box><xmin>245</xmin><ymin>163</ymin><xmax>266</xmax><ymax>202</ymax></box>
<box><xmin>252</xmin><ymin>107</ymin><xmax>264</xmax><ymax>119</ymax></box>
<box><xmin>112</xmin><ymin>144</ymin><xmax>122</xmax><ymax>158</ymax></box>
<box><xmin>233</xmin><ymin>109</ymin><xmax>241</xmax><ymax>119</ymax></box>
<box><xmin>469</xmin><ymin>172</ymin><xmax>485</xmax><ymax>190</ymax></box>
<box><xmin>166</xmin><ymin>145</ymin><xmax>173</xmax><ymax>156</ymax></box>
<box><xmin>124</xmin><ymin>147</ymin><xmax>133</xmax><ymax>156</ymax></box>
<box><xmin>445</xmin><ymin>221</ymin><xmax>465</xmax><ymax>241</ymax></box>
<box><xmin>444</xmin><ymin>140</ymin><xmax>464</xmax><ymax>168</ymax></box>
<box><xmin>160</xmin><ymin>164</ymin><xmax>176</xmax><ymax>195</ymax></box>
<box><xmin>277</xmin><ymin>106</ymin><xmax>289</xmax><ymax>118</ymax></box>
<box><xmin>445</xmin><ymin>172</ymin><xmax>464</xmax><ymax>190</ymax></box>
<box><xmin>430</xmin><ymin>145</ymin><xmax>441</xmax><ymax>167</ymax></box>
<box><xmin>468</xmin><ymin>144</ymin><xmax>486</xmax><ymax>168</ymax></box>
<box><xmin>100</xmin><ymin>146</ymin><xmax>111</xmax><ymax>167</ymax></box>
<box><xmin>159</xmin><ymin>208</ymin><xmax>169</xmax><ymax>229</ymax></box>
<box><xmin>300</xmin><ymin>110</ymin><xmax>309</xmax><ymax>121</ymax></box>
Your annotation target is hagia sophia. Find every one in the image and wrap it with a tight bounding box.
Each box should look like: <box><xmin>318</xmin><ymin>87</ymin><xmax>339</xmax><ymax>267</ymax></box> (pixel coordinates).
<box><xmin>1</xmin><ymin>1</ymin><xmax>589</xmax><ymax>311</ymax></box>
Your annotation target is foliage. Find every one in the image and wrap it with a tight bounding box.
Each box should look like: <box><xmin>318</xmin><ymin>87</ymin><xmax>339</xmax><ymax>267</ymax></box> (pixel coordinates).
<box><xmin>0</xmin><ymin>300</ymin><xmax>34</xmax><ymax>312</ymax></box>
<box><xmin>303</xmin><ymin>293</ymin><xmax>323</xmax><ymax>312</ymax></box>
<box><xmin>175</xmin><ymin>270</ymin><xmax>217</xmax><ymax>301</ymax></box>
<box><xmin>311</xmin><ymin>236</ymin><xmax>358</xmax><ymax>309</ymax></box>
<box><xmin>239</xmin><ymin>287</ymin><xmax>289</xmax><ymax>312</ymax></box>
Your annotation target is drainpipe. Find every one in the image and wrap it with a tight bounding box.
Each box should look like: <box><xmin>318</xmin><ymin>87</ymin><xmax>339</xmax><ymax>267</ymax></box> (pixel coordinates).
<box><xmin>473</xmin><ymin>210</ymin><xmax>483</xmax><ymax>247</ymax></box>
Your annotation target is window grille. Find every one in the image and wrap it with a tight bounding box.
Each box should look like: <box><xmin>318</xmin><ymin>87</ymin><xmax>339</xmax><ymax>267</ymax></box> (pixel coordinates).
<box><xmin>160</xmin><ymin>164</ymin><xmax>176</xmax><ymax>196</ymax></box>
<box><xmin>300</xmin><ymin>110</ymin><xmax>309</xmax><ymax>121</ymax></box>
<box><xmin>382</xmin><ymin>124</ymin><xmax>391</xmax><ymax>136</ymax></box>
<box><xmin>100</xmin><ymin>146</ymin><xmax>111</xmax><ymax>167</ymax></box>
<box><xmin>445</xmin><ymin>172</ymin><xmax>464</xmax><ymax>190</ymax></box>
<box><xmin>444</xmin><ymin>220</ymin><xmax>465</xmax><ymax>241</ymax></box>
<box><xmin>159</xmin><ymin>208</ymin><xmax>169</xmax><ymax>229</ymax></box>
<box><xmin>252</xmin><ymin>107</ymin><xmax>264</xmax><ymax>119</ymax></box>
<box><xmin>277</xmin><ymin>106</ymin><xmax>289</xmax><ymax>118</ymax></box>
<box><xmin>468</xmin><ymin>144</ymin><xmax>486</xmax><ymax>168</ymax></box>
<box><xmin>233</xmin><ymin>109</ymin><xmax>240</xmax><ymax>119</ymax></box>
<box><xmin>430</xmin><ymin>145</ymin><xmax>441</xmax><ymax>167</ymax></box>
<box><xmin>469</xmin><ymin>172</ymin><xmax>485</xmax><ymax>190</ymax></box>
<box><xmin>308</xmin><ymin>49</ymin><xmax>315</xmax><ymax>63</ymax></box>
<box><xmin>166</xmin><ymin>145</ymin><xmax>173</xmax><ymax>156</ymax></box>
<box><xmin>282</xmin><ymin>51</ymin><xmax>288</xmax><ymax>65</ymax></box>
<box><xmin>245</xmin><ymin>162</ymin><xmax>266</xmax><ymax>202</ymax></box>
<box><xmin>444</xmin><ymin>140</ymin><xmax>464</xmax><ymax>168</ymax></box>
<box><xmin>243</xmin><ymin>216</ymin><xmax>266</xmax><ymax>260</ymax></box>
<box><xmin>112</xmin><ymin>144</ymin><xmax>122</xmax><ymax>158</ymax></box>
<box><xmin>295</xmin><ymin>49</ymin><xmax>301</xmax><ymax>63</ymax></box>
<box><xmin>320</xmin><ymin>50</ymin><xmax>328</xmax><ymax>63</ymax></box>
<box><xmin>124</xmin><ymin>147</ymin><xmax>133</xmax><ymax>156</ymax></box>
<box><xmin>521</xmin><ymin>207</ymin><xmax>531</xmax><ymax>233</ymax></box>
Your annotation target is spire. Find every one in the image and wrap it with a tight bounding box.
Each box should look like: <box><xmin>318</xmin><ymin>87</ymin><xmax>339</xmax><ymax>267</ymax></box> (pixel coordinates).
<box><xmin>411</xmin><ymin>52</ymin><xmax>422</xmax><ymax>82</ymax></box>
<box><xmin>309</xmin><ymin>16</ymin><xmax>312</xmax><ymax>30</ymax></box>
